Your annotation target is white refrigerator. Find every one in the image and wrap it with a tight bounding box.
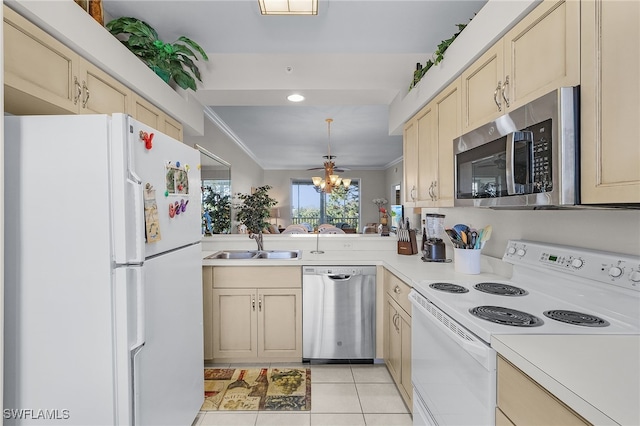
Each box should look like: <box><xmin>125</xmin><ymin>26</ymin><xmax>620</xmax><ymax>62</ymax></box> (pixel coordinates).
<box><xmin>4</xmin><ymin>114</ymin><xmax>204</xmax><ymax>425</ymax></box>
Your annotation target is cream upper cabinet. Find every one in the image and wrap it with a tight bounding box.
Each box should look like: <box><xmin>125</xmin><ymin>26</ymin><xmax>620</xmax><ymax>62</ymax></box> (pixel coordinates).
<box><xmin>79</xmin><ymin>61</ymin><xmax>130</xmax><ymax>115</ymax></box>
<box><xmin>404</xmin><ymin>79</ymin><xmax>460</xmax><ymax>207</ymax></box>
<box><xmin>416</xmin><ymin>104</ymin><xmax>436</xmax><ymax>204</ymax></box>
<box><xmin>163</xmin><ymin>114</ymin><xmax>184</xmax><ymax>142</ymax></box>
<box><xmin>209</xmin><ymin>266</ymin><xmax>302</xmax><ymax>363</ymax></box>
<box><xmin>4</xmin><ymin>5</ymin><xmax>184</xmax><ymax>140</ymax></box>
<box><xmin>461</xmin><ymin>41</ymin><xmax>504</xmax><ymax>131</ymax></box>
<box><xmin>403</xmin><ymin>119</ymin><xmax>419</xmax><ymax>205</ymax></box>
<box><xmin>131</xmin><ymin>93</ymin><xmax>165</xmax><ymax>132</ymax></box>
<box><xmin>580</xmin><ymin>0</ymin><xmax>640</xmax><ymax>204</ymax></box>
<box><xmin>131</xmin><ymin>93</ymin><xmax>184</xmax><ymax>142</ymax></box>
<box><xmin>432</xmin><ymin>79</ymin><xmax>461</xmax><ymax>207</ymax></box>
<box><xmin>4</xmin><ymin>5</ymin><xmax>80</xmax><ymax>115</ymax></box>
<box><xmin>462</xmin><ymin>0</ymin><xmax>580</xmax><ymax>131</ymax></box>
<box><xmin>4</xmin><ymin>5</ymin><xmax>131</xmax><ymax>116</ymax></box>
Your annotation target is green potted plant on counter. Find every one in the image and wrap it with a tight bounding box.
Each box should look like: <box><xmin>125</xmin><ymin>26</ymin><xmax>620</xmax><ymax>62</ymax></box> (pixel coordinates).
<box><xmin>106</xmin><ymin>17</ymin><xmax>208</xmax><ymax>91</ymax></box>
<box><xmin>235</xmin><ymin>185</ymin><xmax>278</xmax><ymax>235</ymax></box>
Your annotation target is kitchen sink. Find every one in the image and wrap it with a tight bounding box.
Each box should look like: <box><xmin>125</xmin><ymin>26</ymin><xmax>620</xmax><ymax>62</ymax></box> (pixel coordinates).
<box><xmin>205</xmin><ymin>250</ymin><xmax>302</xmax><ymax>260</ymax></box>
<box><xmin>255</xmin><ymin>250</ymin><xmax>301</xmax><ymax>259</ymax></box>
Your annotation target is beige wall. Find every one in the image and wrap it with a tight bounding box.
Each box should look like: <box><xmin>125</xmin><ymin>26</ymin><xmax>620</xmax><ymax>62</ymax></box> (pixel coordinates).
<box><xmin>185</xmin><ymin>116</ymin><xmax>263</xmax><ymax>197</ymax></box>
<box><xmin>422</xmin><ymin>207</ymin><xmax>640</xmax><ymax>259</ymax></box>
<box><xmin>264</xmin><ymin>169</ymin><xmax>389</xmax><ymax>230</ymax></box>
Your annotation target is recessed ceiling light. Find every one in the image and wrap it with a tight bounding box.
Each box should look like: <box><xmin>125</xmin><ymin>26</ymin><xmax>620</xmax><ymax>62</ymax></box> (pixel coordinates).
<box><xmin>287</xmin><ymin>94</ymin><xmax>305</xmax><ymax>102</ymax></box>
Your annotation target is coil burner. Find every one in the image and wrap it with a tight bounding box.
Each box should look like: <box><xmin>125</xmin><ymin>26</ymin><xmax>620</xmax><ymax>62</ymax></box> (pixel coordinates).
<box><xmin>543</xmin><ymin>310</ymin><xmax>610</xmax><ymax>327</ymax></box>
<box><xmin>429</xmin><ymin>283</ymin><xmax>469</xmax><ymax>294</ymax></box>
<box><xmin>474</xmin><ymin>282</ymin><xmax>528</xmax><ymax>296</ymax></box>
<box><xmin>469</xmin><ymin>306</ymin><xmax>543</xmax><ymax>327</ymax></box>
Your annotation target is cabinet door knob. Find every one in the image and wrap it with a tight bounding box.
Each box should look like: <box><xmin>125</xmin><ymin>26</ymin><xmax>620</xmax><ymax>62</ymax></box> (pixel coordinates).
<box><xmin>252</xmin><ymin>297</ymin><xmax>256</xmax><ymax>311</ymax></box>
<box><xmin>394</xmin><ymin>285</ymin><xmax>401</xmax><ymax>294</ymax></box>
<box><xmin>494</xmin><ymin>81</ymin><xmax>503</xmax><ymax>112</ymax></box>
<box><xmin>258</xmin><ymin>297</ymin><xmax>262</xmax><ymax>311</ymax></box>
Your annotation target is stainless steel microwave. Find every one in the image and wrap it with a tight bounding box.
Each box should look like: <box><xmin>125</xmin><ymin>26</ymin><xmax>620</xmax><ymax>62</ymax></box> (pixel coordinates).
<box><xmin>454</xmin><ymin>87</ymin><xmax>578</xmax><ymax>208</ymax></box>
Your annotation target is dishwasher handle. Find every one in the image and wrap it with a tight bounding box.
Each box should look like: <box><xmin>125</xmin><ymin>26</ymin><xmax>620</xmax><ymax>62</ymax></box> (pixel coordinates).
<box><xmin>327</xmin><ymin>274</ymin><xmax>352</xmax><ymax>281</ymax></box>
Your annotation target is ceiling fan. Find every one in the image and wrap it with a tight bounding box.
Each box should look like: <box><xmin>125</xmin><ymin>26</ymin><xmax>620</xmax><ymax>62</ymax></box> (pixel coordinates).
<box><xmin>308</xmin><ymin>118</ymin><xmax>351</xmax><ymax>193</ymax></box>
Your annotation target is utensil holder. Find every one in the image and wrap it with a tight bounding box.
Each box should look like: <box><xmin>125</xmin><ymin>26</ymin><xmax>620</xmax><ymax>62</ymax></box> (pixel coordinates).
<box><xmin>454</xmin><ymin>248</ymin><xmax>481</xmax><ymax>274</ymax></box>
<box><xmin>397</xmin><ymin>230</ymin><xmax>418</xmax><ymax>255</ymax></box>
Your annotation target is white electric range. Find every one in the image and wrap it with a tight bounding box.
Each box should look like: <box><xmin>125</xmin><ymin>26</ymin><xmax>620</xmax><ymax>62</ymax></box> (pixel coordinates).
<box><xmin>409</xmin><ymin>240</ymin><xmax>640</xmax><ymax>426</ymax></box>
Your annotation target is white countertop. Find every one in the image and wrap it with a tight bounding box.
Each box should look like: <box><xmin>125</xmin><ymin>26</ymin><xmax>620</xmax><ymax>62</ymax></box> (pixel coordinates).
<box><xmin>201</xmin><ymin>247</ymin><xmax>509</xmax><ymax>288</ymax></box>
<box><xmin>201</xmin><ymin>236</ymin><xmax>638</xmax><ymax>424</ymax></box>
<box><xmin>492</xmin><ymin>335</ymin><xmax>640</xmax><ymax>426</ymax></box>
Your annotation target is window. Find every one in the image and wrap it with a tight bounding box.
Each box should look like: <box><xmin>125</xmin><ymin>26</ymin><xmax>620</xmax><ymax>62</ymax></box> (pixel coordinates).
<box><xmin>291</xmin><ymin>179</ymin><xmax>360</xmax><ymax>230</ymax></box>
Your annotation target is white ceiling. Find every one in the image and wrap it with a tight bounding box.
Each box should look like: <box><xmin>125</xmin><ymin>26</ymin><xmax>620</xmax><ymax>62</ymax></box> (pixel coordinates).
<box><xmin>102</xmin><ymin>0</ymin><xmax>487</xmax><ymax>170</ymax></box>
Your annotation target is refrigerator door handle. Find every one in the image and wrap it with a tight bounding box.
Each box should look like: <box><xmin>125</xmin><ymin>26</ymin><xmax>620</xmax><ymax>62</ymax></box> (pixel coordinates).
<box><xmin>132</xmin><ymin>267</ymin><xmax>146</xmax><ymax>350</ymax></box>
<box><xmin>127</xmin><ymin>162</ymin><xmax>145</xmax><ymax>265</ymax></box>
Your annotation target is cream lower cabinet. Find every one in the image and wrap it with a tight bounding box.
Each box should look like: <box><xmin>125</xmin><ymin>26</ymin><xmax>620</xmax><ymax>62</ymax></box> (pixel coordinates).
<box><xmin>383</xmin><ymin>270</ymin><xmax>412</xmax><ymax>412</ymax></box>
<box><xmin>207</xmin><ymin>266</ymin><xmax>302</xmax><ymax>363</ymax></box>
<box><xmin>462</xmin><ymin>0</ymin><xmax>580</xmax><ymax>131</ymax></box>
<box><xmin>497</xmin><ymin>356</ymin><xmax>591</xmax><ymax>426</ymax></box>
<box><xmin>580</xmin><ymin>0</ymin><xmax>640</xmax><ymax>204</ymax></box>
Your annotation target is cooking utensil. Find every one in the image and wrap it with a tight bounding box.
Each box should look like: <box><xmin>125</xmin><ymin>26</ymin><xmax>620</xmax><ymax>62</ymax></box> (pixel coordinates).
<box><xmin>453</xmin><ymin>223</ymin><xmax>469</xmax><ymax>239</ymax></box>
<box><xmin>474</xmin><ymin>228</ymin><xmax>484</xmax><ymax>249</ymax></box>
<box><xmin>445</xmin><ymin>228</ymin><xmax>464</xmax><ymax>248</ymax></box>
<box><xmin>480</xmin><ymin>225</ymin><xmax>492</xmax><ymax>248</ymax></box>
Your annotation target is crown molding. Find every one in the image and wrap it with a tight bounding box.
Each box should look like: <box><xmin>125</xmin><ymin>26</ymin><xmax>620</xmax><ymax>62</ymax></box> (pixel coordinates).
<box><xmin>203</xmin><ymin>106</ymin><xmax>265</xmax><ymax>168</ymax></box>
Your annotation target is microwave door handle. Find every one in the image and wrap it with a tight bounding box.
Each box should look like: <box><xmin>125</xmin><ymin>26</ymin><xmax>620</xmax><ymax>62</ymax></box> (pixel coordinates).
<box><xmin>506</xmin><ymin>132</ymin><xmax>516</xmax><ymax>195</ymax></box>
<box><xmin>506</xmin><ymin>131</ymin><xmax>534</xmax><ymax>195</ymax></box>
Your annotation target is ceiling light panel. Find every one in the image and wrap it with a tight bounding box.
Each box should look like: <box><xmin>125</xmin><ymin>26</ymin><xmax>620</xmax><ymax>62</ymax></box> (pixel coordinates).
<box><xmin>259</xmin><ymin>0</ymin><xmax>318</xmax><ymax>15</ymax></box>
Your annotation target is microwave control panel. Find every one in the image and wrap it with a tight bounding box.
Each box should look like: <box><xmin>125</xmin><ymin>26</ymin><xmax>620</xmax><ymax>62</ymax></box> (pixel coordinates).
<box><xmin>529</xmin><ymin>118</ymin><xmax>553</xmax><ymax>192</ymax></box>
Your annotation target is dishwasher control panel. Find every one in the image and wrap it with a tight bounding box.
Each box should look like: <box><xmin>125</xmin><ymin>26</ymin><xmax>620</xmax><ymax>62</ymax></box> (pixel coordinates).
<box><xmin>303</xmin><ymin>266</ymin><xmax>376</xmax><ymax>276</ymax></box>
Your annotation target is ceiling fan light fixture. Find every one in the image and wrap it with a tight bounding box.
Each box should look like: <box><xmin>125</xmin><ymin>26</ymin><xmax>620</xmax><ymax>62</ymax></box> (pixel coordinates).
<box><xmin>287</xmin><ymin>93</ymin><xmax>305</xmax><ymax>102</ymax></box>
<box><xmin>259</xmin><ymin>0</ymin><xmax>318</xmax><ymax>15</ymax></box>
<box><xmin>312</xmin><ymin>118</ymin><xmax>350</xmax><ymax>194</ymax></box>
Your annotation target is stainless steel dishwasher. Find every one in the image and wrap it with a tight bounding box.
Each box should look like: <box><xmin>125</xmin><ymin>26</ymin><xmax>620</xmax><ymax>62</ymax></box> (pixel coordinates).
<box><xmin>302</xmin><ymin>266</ymin><xmax>376</xmax><ymax>362</ymax></box>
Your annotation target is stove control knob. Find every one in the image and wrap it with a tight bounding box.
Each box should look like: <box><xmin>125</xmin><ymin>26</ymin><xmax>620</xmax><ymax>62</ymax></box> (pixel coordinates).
<box><xmin>516</xmin><ymin>248</ymin><xmax>526</xmax><ymax>257</ymax></box>
<box><xmin>608</xmin><ymin>266</ymin><xmax>624</xmax><ymax>278</ymax></box>
<box><xmin>630</xmin><ymin>270</ymin><xmax>640</xmax><ymax>283</ymax></box>
<box><xmin>507</xmin><ymin>247</ymin><xmax>516</xmax><ymax>255</ymax></box>
<box><xmin>570</xmin><ymin>258</ymin><xmax>584</xmax><ymax>269</ymax></box>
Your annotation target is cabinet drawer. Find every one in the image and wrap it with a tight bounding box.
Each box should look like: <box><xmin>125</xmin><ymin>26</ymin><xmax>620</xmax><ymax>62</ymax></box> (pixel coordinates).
<box><xmin>213</xmin><ymin>266</ymin><xmax>301</xmax><ymax>289</ymax></box>
<box><xmin>497</xmin><ymin>356</ymin><xmax>590</xmax><ymax>425</ymax></box>
<box><xmin>384</xmin><ymin>270</ymin><xmax>412</xmax><ymax>316</ymax></box>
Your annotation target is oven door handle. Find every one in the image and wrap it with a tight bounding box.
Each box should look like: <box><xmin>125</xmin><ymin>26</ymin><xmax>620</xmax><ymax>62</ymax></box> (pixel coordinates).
<box><xmin>505</xmin><ymin>131</ymin><xmax>534</xmax><ymax>195</ymax></box>
<box><xmin>410</xmin><ymin>292</ymin><xmax>493</xmax><ymax>371</ymax></box>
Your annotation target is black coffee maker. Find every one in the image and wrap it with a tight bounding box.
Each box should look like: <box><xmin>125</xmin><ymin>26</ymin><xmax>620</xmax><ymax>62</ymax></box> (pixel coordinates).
<box><xmin>423</xmin><ymin>213</ymin><xmax>446</xmax><ymax>261</ymax></box>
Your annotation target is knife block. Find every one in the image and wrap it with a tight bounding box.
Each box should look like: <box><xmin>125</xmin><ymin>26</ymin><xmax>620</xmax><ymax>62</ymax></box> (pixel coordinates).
<box><xmin>397</xmin><ymin>230</ymin><xmax>418</xmax><ymax>255</ymax></box>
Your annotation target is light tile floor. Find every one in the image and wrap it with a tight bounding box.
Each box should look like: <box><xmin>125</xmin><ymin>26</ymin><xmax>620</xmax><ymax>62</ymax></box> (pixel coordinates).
<box><xmin>192</xmin><ymin>362</ymin><xmax>413</xmax><ymax>426</ymax></box>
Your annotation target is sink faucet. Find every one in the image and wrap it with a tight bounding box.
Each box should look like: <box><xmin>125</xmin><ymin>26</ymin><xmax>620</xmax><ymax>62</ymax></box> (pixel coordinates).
<box><xmin>250</xmin><ymin>232</ymin><xmax>264</xmax><ymax>251</ymax></box>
